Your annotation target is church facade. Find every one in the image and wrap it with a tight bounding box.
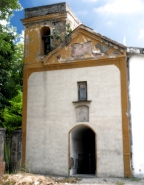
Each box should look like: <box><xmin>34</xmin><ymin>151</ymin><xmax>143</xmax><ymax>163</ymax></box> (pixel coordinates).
<box><xmin>22</xmin><ymin>2</ymin><xmax>131</xmax><ymax>177</ymax></box>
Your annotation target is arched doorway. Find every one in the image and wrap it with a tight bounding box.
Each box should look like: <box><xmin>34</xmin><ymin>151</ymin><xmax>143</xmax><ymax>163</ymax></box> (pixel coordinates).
<box><xmin>69</xmin><ymin>125</ymin><xmax>96</xmax><ymax>176</ymax></box>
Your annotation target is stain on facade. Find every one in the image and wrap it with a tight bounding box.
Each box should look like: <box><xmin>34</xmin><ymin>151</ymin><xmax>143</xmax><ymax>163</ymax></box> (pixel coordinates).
<box><xmin>113</xmin><ymin>50</ymin><xmax>121</xmax><ymax>55</ymax></box>
<box><xmin>71</xmin><ymin>42</ymin><xmax>92</xmax><ymax>58</ymax></box>
<box><xmin>95</xmin><ymin>43</ymin><xmax>109</xmax><ymax>56</ymax></box>
<box><xmin>76</xmin><ymin>105</ymin><xmax>89</xmax><ymax>122</ymax></box>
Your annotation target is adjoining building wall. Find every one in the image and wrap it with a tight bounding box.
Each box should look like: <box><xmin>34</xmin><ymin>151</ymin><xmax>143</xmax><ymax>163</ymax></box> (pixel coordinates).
<box><xmin>26</xmin><ymin>65</ymin><xmax>124</xmax><ymax>177</ymax></box>
<box><xmin>128</xmin><ymin>54</ymin><xmax>144</xmax><ymax>178</ymax></box>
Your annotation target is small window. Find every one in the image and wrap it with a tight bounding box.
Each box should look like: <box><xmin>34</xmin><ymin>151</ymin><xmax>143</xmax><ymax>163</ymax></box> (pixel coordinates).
<box><xmin>78</xmin><ymin>82</ymin><xmax>87</xmax><ymax>101</ymax></box>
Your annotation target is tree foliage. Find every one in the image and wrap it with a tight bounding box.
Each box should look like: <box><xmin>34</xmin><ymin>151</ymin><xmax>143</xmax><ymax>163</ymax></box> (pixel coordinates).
<box><xmin>0</xmin><ymin>34</ymin><xmax>24</xmax><ymax>106</ymax></box>
<box><xmin>0</xmin><ymin>0</ymin><xmax>22</xmax><ymax>108</ymax></box>
<box><xmin>0</xmin><ymin>31</ymin><xmax>16</xmax><ymax>108</ymax></box>
<box><xmin>2</xmin><ymin>91</ymin><xmax>22</xmax><ymax>131</ymax></box>
<box><xmin>0</xmin><ymin>41</ymin><xmax>24</xmax><ymax>128</ymax></box>
<box><xmin>0</xmin><ymin>0</ymin><xmax>21</xmax><ymax>20</ymax></box>
<box><xmin>47</xmin><ymin>23</ymin><xmax>73</xmax><ymax>54</ymax></box>
<box><xmin>0</xmin><ymin>0</ymin><xmax>23</xmax><ymax>130</ymax></box>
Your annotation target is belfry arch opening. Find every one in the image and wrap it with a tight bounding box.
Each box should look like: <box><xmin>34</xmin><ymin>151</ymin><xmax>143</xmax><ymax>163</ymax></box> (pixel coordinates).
<box><xmin>41</xmin><ymin>27</ymin><xmax>51</xmax><ymax>55</ymax></box>
<box><xmin>69</xmin><ymin>125</ymin><xmax>96</xmax><ymax>176</ymax></box>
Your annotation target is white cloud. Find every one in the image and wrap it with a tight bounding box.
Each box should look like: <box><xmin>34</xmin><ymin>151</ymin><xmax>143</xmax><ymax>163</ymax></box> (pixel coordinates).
<box><xmin>138</xmin><ymin>29</ymin><xmax>144</xmax><ymax>40</ymax></box>
<box><xmin>123</xmin><ymin>36</ymin><xmax>126</xmax><ymax>45</ymax></box>
<box><xmin>82</xmin><ymin>0</ymin><xmax>98</xmax><ymax>2</ymax></box>
<box><xmin>94</xmin><ymin>0</ymin><xmax>144</xmax><ymax>15</ymax></box>
<box><xmin>20</xmin><ymin>30</ymin><xmax>24</xmax><ymax>43</ymax></box>
<box><xmin>16</xmin><ymin>30</ymin><xmax>24</xmax><ymax>43</ymax></box>
<box><xmin>76</xmin><ymin>10</ymin><xmax>88</xmax><ymax>16</ymax></box>
<box><xmin>106</xmin><ymin>21</ymin><xmax>113</xmax><ymax>26</ymax></box>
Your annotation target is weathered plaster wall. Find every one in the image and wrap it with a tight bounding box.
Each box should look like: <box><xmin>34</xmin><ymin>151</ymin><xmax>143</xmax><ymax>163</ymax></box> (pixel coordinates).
<box><xmin>43</xmin><ymin>32</ymin><xmax>124</xmax><ymax>65</ymax></box>
<box><xmin>26</xmin><ymin>65</ymin><xmax>124</xmax><ymax>177</ymax></box>
<box><xmin>23</xmin><ymin>16</ymin><xmax>81</xmax><ymax>64</ymax></box>
<box><xmin>128</xmin><ymin>55</ymin><xmax>144</xmax><ymax>178</ymax></box>
<box><xmin>25</xmin><ymin>2</ymin><xmax>80</xmax><ymax>28</ymax></box>
<box><xmin>10</xmin><ymin>130</ymin><xmax>22</xmax><ymax>172</ymax></box>
<box><xmin>25</xmin><ymin>3</ymin><xmax>67</xmax><ymax>18</ymax></box>
<box><xmin>23</xmin><ymin>2</ymin><xmax>81</xmax><ymax>63</ymax></box>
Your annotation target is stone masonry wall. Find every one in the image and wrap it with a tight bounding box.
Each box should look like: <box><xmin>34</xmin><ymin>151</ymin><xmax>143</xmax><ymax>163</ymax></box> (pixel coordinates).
<box><xmin>10</xmin><ymin>130</ymin><xmax>22</xmax><ymax>172</ymax></box>
<box><xmin>25</xmin><ymin>2</ymin><xmax>67</xmax><ymax>18</ymax></box>
<box><xmin>0</xmin><ymin>128</ymin><xmax>6</xmax><ymax>176</ymax></box>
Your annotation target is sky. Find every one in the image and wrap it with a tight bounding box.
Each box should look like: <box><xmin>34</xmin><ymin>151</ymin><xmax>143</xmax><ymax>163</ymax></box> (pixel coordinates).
<box><xmin>10</xmin><ymin>0</ymin><xmax>144</xmax><ymax>48</ymax></box>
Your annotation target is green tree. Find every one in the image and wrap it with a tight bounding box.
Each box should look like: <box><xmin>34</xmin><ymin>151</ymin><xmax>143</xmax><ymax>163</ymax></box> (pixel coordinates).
<box><xmin>0</xmin><ymin>30</ymin><xmax>17</xmax><ymax>108</ymax></box>
<box><xmin>0</xmin><ymin>41</ymin><xmax>24</xmax><ymax>128</ymax></box>
<box><xmin>2</xmin><ymin>91</ymin><xmax>22</xmax><ymax>132</ymax></box>
<box><xmin>0</xmin><ymin>0</ymin><xmax>23</xmax><ymax>128</ymax></box>
<box><xmin>11</xmin><ymin>42</ymin><xmax>24</xmax><ymax>90</ymax></box>
<box><xmin>0</xmin><ymin>0</ymin><xmax>21</xmax><ymax>20</ymax></box>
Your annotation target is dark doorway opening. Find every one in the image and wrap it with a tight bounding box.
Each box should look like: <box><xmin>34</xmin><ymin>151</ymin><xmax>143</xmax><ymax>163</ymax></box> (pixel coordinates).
<box><xmin>70</xmin><ymin>125</ymin><xmax>96</xmax><ymax>175</ymax></box>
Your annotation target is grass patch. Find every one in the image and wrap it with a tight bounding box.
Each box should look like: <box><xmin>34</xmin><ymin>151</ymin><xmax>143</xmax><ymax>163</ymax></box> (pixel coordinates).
<box><xmin>0</xmin><ymin>179</ymin><xmax>15</xmax><ymax>185</ymax></box>
<box><xmin>130</xmin><ymin>177</ymin><xmax>141</xmax><ymax>181</ymax></box>
<box><xmin>54</xmin><ymin>177</ymin><xmax>81</xmax><ymax>183</ymax></box>
<box><xmin>115</xmin><ymin>182</ymin><xmax>125</xmax><ymax>185</ymax></box>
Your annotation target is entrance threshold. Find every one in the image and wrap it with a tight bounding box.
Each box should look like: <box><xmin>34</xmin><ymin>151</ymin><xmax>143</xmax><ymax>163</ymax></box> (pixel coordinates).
<box><xmin>72</xmin><ymin>174</ymin><xmax>96</xmax><ymax>178</ymax></box>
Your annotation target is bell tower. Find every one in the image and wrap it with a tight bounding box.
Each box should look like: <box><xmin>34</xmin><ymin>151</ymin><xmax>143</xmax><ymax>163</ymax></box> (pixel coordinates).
<box><xmin>21</xmin><ymin>3</ymin><xmax>81</xmax><ymax>164</ymax></box>
<box><xmin>22</xmin><ymin>2</ymin><xmax>81</xmax><ymax>65</ymax></box>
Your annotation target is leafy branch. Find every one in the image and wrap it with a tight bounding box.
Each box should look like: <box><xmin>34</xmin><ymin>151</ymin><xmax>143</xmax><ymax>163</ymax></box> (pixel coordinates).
<box><xmin>48</xmin><ymin>23</ymin><xmax>72</xmax><ymax>52</ymax></box>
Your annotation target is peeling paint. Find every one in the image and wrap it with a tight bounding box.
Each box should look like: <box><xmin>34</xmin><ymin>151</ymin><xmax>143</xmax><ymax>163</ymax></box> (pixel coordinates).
<box><xmin>108</xmin><ymin>56</ymin><xmax>116</xmax><ymax>58</ymax></box>
<box><xmin>95</xmin><ymin>43</ymin><xmax>109</xmax><ymax>56</ymax></box>
<box><xmin>25</xmin><ymin>35</ymin><xmax>29</xmax><ymax>45</ymax></box>
<box><xmin>29</xmin><ymin>37</ymin><xmax>34</xmax><ymax>43</ymax></box>
<box><xmin>113</xmin><ymin>50</ymin><xmax>120</xmax><ymax>55</ymax></box>
<box><xmin>71</xmin><ymin>42</ymin><xmax>92</xmax><ymax>58</ymax></box>
<box><xmin>92</xmin><ymin>48</ymin><xmax>101</xmax><ymax>54</ymax></box>
<box><xmin>24</xmin><ymin>49</ymin><xmax>28</xmax><ymax>57</ymax></box>
<box><xmin>57</xmin><ymin>55</ymin><xmax>61</xmax><ymax>59</ymax></box>
<box><xmin>36</xmin><ymin>52</ymin><xmax>41</xmax><ymax>62</ymax></box>
<box><xmin>101</xmin><ymin>38</ymin><xmax>124</xmax><ymax>51</ymax></box>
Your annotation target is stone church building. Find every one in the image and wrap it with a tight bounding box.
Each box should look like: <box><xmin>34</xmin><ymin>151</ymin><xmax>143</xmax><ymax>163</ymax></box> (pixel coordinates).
<box><xmin>22</xmin><ymin>2</ymin><xmax>131</xmax><ymax>177</ymax></box>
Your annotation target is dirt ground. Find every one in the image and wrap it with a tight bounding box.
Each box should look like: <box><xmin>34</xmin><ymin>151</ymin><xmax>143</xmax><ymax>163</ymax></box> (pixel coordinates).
<box><xmin>0</xmin><ymin>173</ymin><xmax>144</xmax><ymax>185</ymax></box>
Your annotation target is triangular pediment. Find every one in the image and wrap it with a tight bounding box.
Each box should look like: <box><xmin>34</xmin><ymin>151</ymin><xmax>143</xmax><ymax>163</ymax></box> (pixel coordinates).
<box><xmin>43</xmin><ymin>25</ymin><xmax>126</xmax><ymax>65</ymax></box>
